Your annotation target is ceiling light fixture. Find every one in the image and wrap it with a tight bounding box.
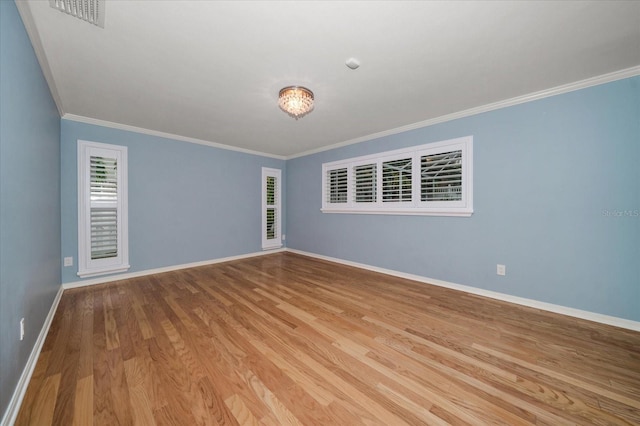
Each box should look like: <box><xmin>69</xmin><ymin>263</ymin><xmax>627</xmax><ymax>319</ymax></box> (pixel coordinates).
<box><xmin>278</xmin><ymin>86</ymin><xmax>314</xmax><ymax>119</ymax></box>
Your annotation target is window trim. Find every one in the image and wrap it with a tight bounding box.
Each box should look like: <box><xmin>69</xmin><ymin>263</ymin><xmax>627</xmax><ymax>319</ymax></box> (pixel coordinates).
<box><xmin>77</xmin><ymin>140</ymin><xmax>130</xmax><ymax>278</ymax></box>
<box><xmin>262</xmin><ymin>167</ymin><xmax>282</xmax><ymax>250</ymax></box>
<box><xmin>321</xmin><ymin>136</ymin><xmax>473</xmax><ymax>217</ymax></box>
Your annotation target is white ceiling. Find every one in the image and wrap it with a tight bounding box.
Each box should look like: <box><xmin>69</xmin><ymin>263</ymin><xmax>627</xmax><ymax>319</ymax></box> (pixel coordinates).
<box><xmin>16</xmin><ymin>1</ymin><xmax>640</xmax><ymax>158</ymax></box>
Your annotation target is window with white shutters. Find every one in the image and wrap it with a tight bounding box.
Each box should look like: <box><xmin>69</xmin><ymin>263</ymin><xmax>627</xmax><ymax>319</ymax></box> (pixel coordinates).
<box><xmin>262</xmin><ymin>168</ymin><xmax>282</xmax><ymax>250</ymax></box>
<box><xmin>322</xmin><ymin>136</ymin><xmax>473</xmax><ymax>216</ymax></box>
<box><xmin>78</xmin><ymin>141</ymin><xmax>129</xmax><ymax>277</ymax></box>
<box><xmin>353</xmin><ymin>163</ymin><xmax>376</xmax><ymax>203</ymax></box>
<box><xmin>90</xmin><ymin>156</ymin><xmax>118</xmax><ymax>259</ymax></box>
<box><xmin>421</xmin><ymin>150</ymin><xmax>462</xmax><ymax>202</ymax></box>
<box><xmin>327</xmin><ymin>168</ymin><xmax>348</xmax><ymax>204</ymax></box>
<box><xmin>382</xmin><ymin>157</ymin><xmax>412</xmax><ymax>203</ymax></box>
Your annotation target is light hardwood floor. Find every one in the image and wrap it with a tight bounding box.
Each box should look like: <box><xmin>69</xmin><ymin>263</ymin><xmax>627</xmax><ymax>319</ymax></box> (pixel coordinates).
<box><xmin>15</xmin><ymin>252</ymin><xmax>640</xmax><ymax>425</ymax></box>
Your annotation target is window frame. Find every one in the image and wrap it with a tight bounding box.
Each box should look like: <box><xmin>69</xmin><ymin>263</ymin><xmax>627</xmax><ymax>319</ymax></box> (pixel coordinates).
<box><xmin>77</xmin><ymin>140</ymin><xmax>130</xmax><ymax>278</ymax></box>
<box><xmin>321</xmin><ymin>136</ymin><xmax>473</xmax><ymax>216</ymax></box>
<box><xmin>262</xmin><ymin>167</ymin><xmax>282</xmax><ymax>250</ymax></box>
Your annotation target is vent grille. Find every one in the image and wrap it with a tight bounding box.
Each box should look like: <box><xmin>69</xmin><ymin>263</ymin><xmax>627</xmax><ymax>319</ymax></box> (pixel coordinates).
<box><xmin>49</xmin><ymin>0</ymin><xmax>105</xmax><ymax>28</ymax></box>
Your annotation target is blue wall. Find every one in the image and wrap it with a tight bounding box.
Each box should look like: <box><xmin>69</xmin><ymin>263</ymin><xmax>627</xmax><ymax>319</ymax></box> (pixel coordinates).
<box><xmin>1</xmin><ymin>4</ymin><xmax>638</xmax><ymax>420</ymax></box>
<box><xmin>287</xmin><ymin>77</ymin><xmax>640</xmax><ymax>321</ymax></box>
<box><xmin>0</xmin><ymin>1</ymin><xmax>61</xmax><ymax>420</ymax></box>
<box><xmin>60</xmin><ymin>120</ymin><xmax>286</xmax><ymax>284</ymax></box>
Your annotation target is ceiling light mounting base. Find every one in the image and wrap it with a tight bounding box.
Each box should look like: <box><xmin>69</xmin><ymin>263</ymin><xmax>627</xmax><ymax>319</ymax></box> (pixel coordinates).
<box><xmin>345</xmin><ymin>57</ymin><xmax>360</xmax><ymax>70</ymax></box>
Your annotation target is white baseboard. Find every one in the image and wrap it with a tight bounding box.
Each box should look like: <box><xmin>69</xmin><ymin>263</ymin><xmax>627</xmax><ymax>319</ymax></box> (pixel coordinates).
<box><xmin>62</xmin><ymin>248</ymin><xmax>286</xmax><ymax>290</ymax></box>
<box><xmin>3</xmin><ymin>250</ymin><xmax>285</xmax><ymax>424</ymax></box>
<box><xmin>286</xmin><ymin>249</ymin><xmax>640</xmax><ymax>332</ymax></box>
<box><xmin>1</xmin><ymin>285</ymin><xmax>64</xmax><ymax>426</ymax></box>
<box><xmin>3</xmin><ymin>247</ymin><xmax>636</xmax><ymax>425</ymax></box>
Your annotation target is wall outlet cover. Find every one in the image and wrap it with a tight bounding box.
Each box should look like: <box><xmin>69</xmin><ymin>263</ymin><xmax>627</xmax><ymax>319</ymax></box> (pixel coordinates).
<box><xmin>497</xmin><ymin>264</ymin><xmax>506</xmax><ymax>276</ymax></box>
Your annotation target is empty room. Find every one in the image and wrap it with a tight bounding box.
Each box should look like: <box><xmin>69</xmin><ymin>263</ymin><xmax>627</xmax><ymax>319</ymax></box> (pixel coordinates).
<box><xmin>1</xmin><ymin>1</ymin><xmax>639</xmax><ymax>425</ymax></box>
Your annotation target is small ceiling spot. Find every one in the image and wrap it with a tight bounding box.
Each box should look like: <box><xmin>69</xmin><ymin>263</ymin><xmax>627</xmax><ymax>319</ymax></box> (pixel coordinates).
<box><xmin>346</xmin><ymin>58</ymin><xmax>360</xmax><ymax>70</ymax></box>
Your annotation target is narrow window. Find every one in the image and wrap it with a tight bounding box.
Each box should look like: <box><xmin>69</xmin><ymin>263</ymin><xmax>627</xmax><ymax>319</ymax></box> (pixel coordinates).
<box><xmin>327</xmin><ymin>168</ymin><xmax>348</xmax><ymax>203</ymax></box>
<box><xmin>353</xmin><ymin>163</ymin><xmax>376</xmax><ymax>203</ymax></box>
<box><xmin>262</xmin><ymin>168</ymin><xmax>282</xmax><ymax>250</ymax></box>
<box><xmin>78</xmin><ymin>140</ymin><xmax>129</xmax><ymax>277</ymax></box>
<box><xmin>421</xmin><ymin>150</ymin><xmax>462</xmax><ymax>201</ymax></box>
<box><xmin>382</xmin><ymin>157</ymin><xmax>412</xmax><ymax>202</ymax></box>
<box><xmin>89</xmin><ymin>156</ymin><xmax>118</xmax><ymax>259</ymax></box>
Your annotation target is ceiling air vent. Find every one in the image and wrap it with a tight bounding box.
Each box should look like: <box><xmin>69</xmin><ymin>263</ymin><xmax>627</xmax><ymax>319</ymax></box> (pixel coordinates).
<box><xmin>49</xmin><ymin>0</ymin><xmax>105</xmax><ymax>28</ymax></box>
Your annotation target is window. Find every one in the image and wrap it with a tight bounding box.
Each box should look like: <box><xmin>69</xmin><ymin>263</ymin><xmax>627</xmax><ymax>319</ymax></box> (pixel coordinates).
<box><xmin>262</xmin><ymin>167</ymin><xmax>282</xmax><ymax>249</ymax></box>
<box><xmin>77</xmin><ymin>140</ymin><xmax>129</xmax><ymax>277</ymax></box>
<box><xmin>382</xmin><ymin>157</ymin><xmax>412</xmax><ymax>202</ymax></box>
<box><xmin>327</xmin><ymin>167</ymin><xmax>348</xmax><ymax>203</ymax></box>
<box><xmin>322</xmin><ymin>136</ymin><xmax>473</xmax><ymax>216</ymax></box>
<box><xmin>421</xmin><ymin>149</ymin><xmax>463</xmax><ymax>202</ymax></box>
<box><xmin>354</xmin><ymin>163</ymin><xmax>376</xmax><ymax>203</ymax></box>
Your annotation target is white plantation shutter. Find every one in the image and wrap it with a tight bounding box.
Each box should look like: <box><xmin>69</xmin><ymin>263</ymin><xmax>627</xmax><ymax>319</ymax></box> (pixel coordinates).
<box><xmin>266</xmin><ymin>175</ymin><xmax>277</xmax><ymax>240</ymax></box>
<box><xmin>90</xmin><ymin>156</ymin><xmax>118</xmax><ymax>259</ymax></box>
<box><xmin>353</xmin><ymin>163</ymin><xmax>376</xmax><ymax>203</ymax></box>
<box><xmin>381</xmin><ymin>157</ymin><xmax>412</xmax><ymax>202</ymax></box>
<box><xmin>262</xmin><ymin>168</ymin><xmax>282</xmax><ymax>250</ymax></box>
<box><xmin>78</xmin><ymin>141</ymin><xmax>129</xmax><ymax>277</ymax></box>
<box><xmin>327</xmin><ymin>168</ymin><xmax>348</xmax><ymax>203</ymax></box>
<box><xmin>90</xmin><ymin>207</ymin><xmax>118</xmax><ymax>259</ymax></box>
<box><xmin>421</xmin><ymin>150</ymin><xmax>463</xmax><ymax>201</ymax></box>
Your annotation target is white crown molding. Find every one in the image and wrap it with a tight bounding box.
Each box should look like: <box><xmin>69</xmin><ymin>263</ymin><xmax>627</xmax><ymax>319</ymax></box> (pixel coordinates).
<box><xmin>286</xmin><ymin>249</ymin><xmax>640</xmax><ymax>332</ymax></box>
<box><xmin>12</xmin><ymin>0</ymin><xmax>639</xmax><ymax>162</ymax></box>
<box><xmin>62</xmin><ymin>114</ymin><xmax>287</xmax><ymax>160</ymax></box>
<box><xmin>62</xmin><ymin>248</ymin><xmax>286</xmax><ymax>289</ymax></box>
<box><xmin>286</xmin><ymin>66</ymin><xmax>640</xmax><ymax>160</ymax></box>
<box><xmin>1</xmin><ymin>285</ymin><xmax>64</xmax><ymax>426</ymax></box>
<box><xmin>14</xmin><ymin>0</ymin><xmax>65</xmax><ymax>117</ymax></box>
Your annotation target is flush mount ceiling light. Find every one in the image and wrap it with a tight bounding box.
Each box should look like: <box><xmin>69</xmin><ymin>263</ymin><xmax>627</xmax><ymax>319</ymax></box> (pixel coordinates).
<box><xmin>278</xmin><ymin>86</ymin><xmax>314</xmax><ymax>119</ymax></box>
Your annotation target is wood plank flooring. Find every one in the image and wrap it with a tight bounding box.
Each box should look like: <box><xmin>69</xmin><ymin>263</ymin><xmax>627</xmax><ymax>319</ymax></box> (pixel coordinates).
<box><xmin>15</xmin><ymin>252</ymin><xmax>640</xmax><ymax>425</ymax></box>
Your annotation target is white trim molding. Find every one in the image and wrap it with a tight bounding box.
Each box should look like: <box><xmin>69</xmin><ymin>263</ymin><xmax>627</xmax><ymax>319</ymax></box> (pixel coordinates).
<box><xmin>63</xmin><ymin>114</ymin><xmax>286</xmax><ymax>160</ymax></box>
<box><xmin>287</xmin><ymin>66</ymin><xmax>640</xmax><ymax>160</ymax></box>
<box><xmin>63</xmin><ymin>249</ymin><xmax>286</xmax><ymax>290</ymax></box>
<box><xmin>5</xmin><ymin>247</ymin><xmax>636</xmax><ymax>426</ymax></box>
<box><xmin>10</xmin><ymin>2</ymin><xmax>640</xmax><ymax>163</ymax></box>
<box><xmin>4</xmin><ymin>250</ymin><xmax>286</xmax><ymax>423</ymax></box>
<box><xmin>62</xmin><ymin>247</ymin><xmax>640</xmax><ymax>330</ymax></box>
<box><xmin>1</xmin><ymin>285</ymin><xmax>64</xmax><ymax>426</ymax></box>
<box><xmin>286</xmin><ymin>249</ymin><xmax>640</xmax><ymax>332</ymax></box>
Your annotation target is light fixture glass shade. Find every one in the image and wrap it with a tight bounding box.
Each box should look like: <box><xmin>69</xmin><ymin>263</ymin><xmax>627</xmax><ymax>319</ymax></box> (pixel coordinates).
<box><xmin>278</xmin><ymin>86</ymin><xmax>314</xmax><ymax>119</ymax></box>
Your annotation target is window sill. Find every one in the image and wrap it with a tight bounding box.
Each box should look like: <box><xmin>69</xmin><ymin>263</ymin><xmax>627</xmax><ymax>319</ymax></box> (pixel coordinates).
<box><xmin>321</xmin><ymin>208</ymin><xmax>473</xmax><ymax>217</ymax></box>
<box><xmin>77</xmin><ymin>264</ymin><xmax>131</xmax><ymax>278</ymax></box>
<box><xmin>262</xmin><ymin>244</ymin><xmax>283</xmax><ymax>251</ymax></box>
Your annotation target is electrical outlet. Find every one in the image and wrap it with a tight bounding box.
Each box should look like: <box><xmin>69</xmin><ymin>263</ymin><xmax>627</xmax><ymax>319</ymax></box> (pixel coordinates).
<box><xmin>282</xmin><ymin>234</ymin><xmax>286</xmax><ymax>241</ymax></box>
<box><xmin>64</xmin><ymin>256</ymin><xmax>73</xmax><ymax>267</ymax></box>
<box><xmin>20</xmin><ymin>318</ymin><xmax>25</xmax><ymax>341</ymax></box>
<box><xmin>497</xmin><ymin>264</ymin><xmax>506</xmax><ymax>276</ymax></box>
